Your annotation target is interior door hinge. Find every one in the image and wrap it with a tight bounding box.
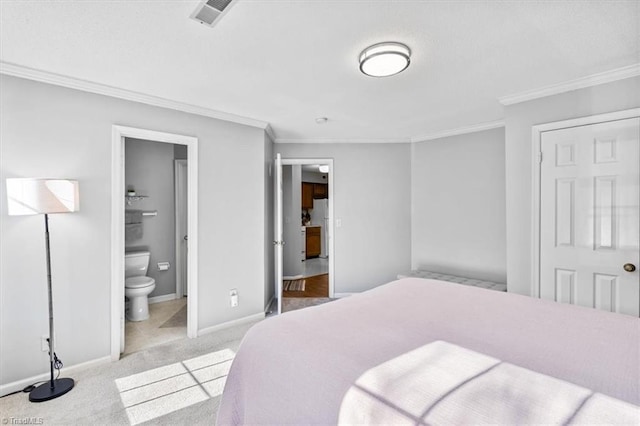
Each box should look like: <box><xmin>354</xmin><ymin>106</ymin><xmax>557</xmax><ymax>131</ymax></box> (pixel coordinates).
<box><xmin>537</xmin><ymin>152</ymin><xmax>543</xmax><ymax>163</ymax></box>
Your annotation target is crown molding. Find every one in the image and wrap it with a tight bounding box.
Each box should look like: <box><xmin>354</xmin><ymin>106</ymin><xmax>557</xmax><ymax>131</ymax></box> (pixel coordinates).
<box><xmin>275</xmin><ymin>120</ymin><xmax>507</xmax><ymax>144</ymax></box>
<box><xmin>275</xmin><ymin>136</ymin><xmax>411</xmax><ymax>144</ymax></box>
<box><xmin>499</xmin><ymin>63</ymin><xmax>640</xmax><ymax>106</ymax></box>
<box><xmin>410</xmin><ymin>120</ymin><xmax>505</xmax><ymax>143</ymax></box>
<box><xmin>0</xmin><ymin>61</ymin><xmax>270</xmax><ymax>130</ymax></box>
<box><xmin>12</xmin><ymin>61</ymin><xmax>634</xmax><ymax>143</ymax></box>
<box><xmin>0</xmin><ymin>61</ymin><xmax>495</xmax><ymax>144</ymax></box>
<box><xmin>264</xmin><ymin>124</ymin><xmax>277</xmax><ymax>142</ymax></box>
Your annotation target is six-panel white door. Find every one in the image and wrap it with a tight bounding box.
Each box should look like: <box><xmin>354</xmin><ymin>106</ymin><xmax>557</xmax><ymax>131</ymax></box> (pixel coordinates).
<box><xmin>540</xmin><ymin>117</ymin><xmax>640</xmax><ymax>316</ymax></box>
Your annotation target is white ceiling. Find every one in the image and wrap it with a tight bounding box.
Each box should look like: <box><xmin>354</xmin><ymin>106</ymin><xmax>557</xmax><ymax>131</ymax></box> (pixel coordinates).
<box><xmin>1</xmin><ymin>0</ymin><xmax>638</xmax><ymax>142</ymax></box>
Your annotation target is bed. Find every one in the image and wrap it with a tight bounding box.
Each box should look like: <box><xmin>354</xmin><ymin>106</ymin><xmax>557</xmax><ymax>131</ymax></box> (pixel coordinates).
<box><xmin>217</xmin><ymin>278</ymin><xmax>639</xmax><ymax>425</ymax></box>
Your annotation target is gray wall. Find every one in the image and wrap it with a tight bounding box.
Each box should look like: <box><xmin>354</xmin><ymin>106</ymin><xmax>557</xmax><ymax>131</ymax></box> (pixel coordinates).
<box><xmin>505</xmin><ymin>76</ymin><xmax>640</xmax><ymax>295</ymax></box>
<box><xmin>275</xmin><ymin>143</ymin><xmax>412</xmax><ymax>293</ymax></box>
<box><xmin>125</xmin><ymin>138</ymin><xmax>177</xmax><ymax>298</ymax></box>
<box><xmin>0</xmin><ymin>75</ymin><xmax>268</xmax><ymax>386</ymax></box>
<box><xmin>282</xmin><ymin>165</ymin><xmax>303</xmax><ymax>277</ymax></box>
<box><xmin>412</xmin><ymin>128</ymin><xmax>506</xmax><ymax>283</ymax></box>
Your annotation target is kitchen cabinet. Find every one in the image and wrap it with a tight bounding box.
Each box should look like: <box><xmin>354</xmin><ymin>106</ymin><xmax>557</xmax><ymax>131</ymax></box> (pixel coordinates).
<box><xmin>302</xmin><ymin>182</ymin><xmax>314</xmax><ymax>209</ymax></box>
<box><xmin>302</xmin><ymin>182</ymin><xmax>328</xmax><ymax>209</ymax></box>
<box><xmin>313</xmin><ymin>183</ymin><xmax>328</xmax><ymax>199</ymax></box>
<box><xmin>306</xmin><ymin>226</ymin><xmax>321</xmax><ymax>258</ymax></box>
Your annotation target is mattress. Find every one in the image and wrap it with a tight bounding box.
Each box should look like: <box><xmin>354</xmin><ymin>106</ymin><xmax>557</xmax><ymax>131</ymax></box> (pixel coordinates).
<box><xmin>397</xmin><ymin>270</ymin><xmax>507</xmax><ymax>291</ymax></box>
<box><xmin>217</xmin><ymin>278</ymin><xmax>639</xmax><ymax>425</ymax></box>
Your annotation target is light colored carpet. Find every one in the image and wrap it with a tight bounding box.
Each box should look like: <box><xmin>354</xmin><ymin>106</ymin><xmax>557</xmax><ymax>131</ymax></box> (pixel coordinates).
<box><xmin>0</xmin><ymin>319</ymin><xmax>260</xmax><ymax>425</ymax></box>
<box><xmin>283</xmin><ymin>297</ymin><xmax>336</xmax><ymax>312</ymax></box>
<box><xmin>159</xmin><ymin>304</ymin><xmax>187</xmax><ymax>328</ymax></box>
<box><xmin>283</xmin><ymin>279</ymin><xmax>305</xmax><ymax>291</ymax></box>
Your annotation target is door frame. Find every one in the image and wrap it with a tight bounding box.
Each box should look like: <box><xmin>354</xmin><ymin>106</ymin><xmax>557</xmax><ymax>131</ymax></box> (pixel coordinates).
<box><xmin>280</xmin><ymin>158</ymin><xmax>335</xmax><ymax>299</ymax></box>
<box><xmin>111</xmin><ymin>126</ymin><xmax>199</xmax><ymax>361</ymax></box>
<box><xmin>175</xmin><ymin>159</ymin><xmax>188</xmax><ymax>298</ymax></box>
<box><xmin>531</xmin><ymin>108</ymin><xmax>640</xmax><ymax>298</ymax></box>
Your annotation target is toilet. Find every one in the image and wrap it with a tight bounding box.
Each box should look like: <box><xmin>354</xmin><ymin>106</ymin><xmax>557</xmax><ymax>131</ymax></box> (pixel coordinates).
<box><xmin>125</xmin><ymin>251</ymin><xmax>156</xmax><ymax>321</ymax></box>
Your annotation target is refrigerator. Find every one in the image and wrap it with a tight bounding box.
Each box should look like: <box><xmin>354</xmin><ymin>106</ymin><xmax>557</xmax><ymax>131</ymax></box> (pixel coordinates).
<box><xmin>310</xmin><ymin>198</ymin><xmax>329</xmax><ymax>258</ymax></box>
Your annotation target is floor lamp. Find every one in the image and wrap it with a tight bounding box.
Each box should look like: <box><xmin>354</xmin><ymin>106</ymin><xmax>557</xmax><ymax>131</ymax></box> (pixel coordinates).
<box><xmin>6</xmin><ymin>178</ymin><xmax>79</xmax><ymax>402</ymax></box>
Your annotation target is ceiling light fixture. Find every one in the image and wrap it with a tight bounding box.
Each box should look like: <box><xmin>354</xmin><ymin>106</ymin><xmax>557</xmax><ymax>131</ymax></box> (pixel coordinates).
<box><xmin>318</xmin><ymin>165</ymin><xmax>329</xmax><ymax>173</ymax></box>
<box><xmin>359</xmin><ymin>42</ymin><xmax>411</xmax><ymax>77</ymax></box>
<box><xmin>315</xmin><ymin>117</ymin><xmax>328</xmax><ymax>124</ymax></box>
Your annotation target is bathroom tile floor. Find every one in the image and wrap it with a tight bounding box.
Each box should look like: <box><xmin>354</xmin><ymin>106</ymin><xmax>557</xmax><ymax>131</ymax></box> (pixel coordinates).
<box><xmin>124</xmin><ymin>297</ymin><xmax>187</xmax><ymax>356</ymax></box>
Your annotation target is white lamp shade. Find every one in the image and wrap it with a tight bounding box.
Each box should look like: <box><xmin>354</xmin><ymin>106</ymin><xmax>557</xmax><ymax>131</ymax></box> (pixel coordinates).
<box><xmin>6</xmin><ymin>178</ymin><xmax>79</xmax><ymax>215</ymax></box>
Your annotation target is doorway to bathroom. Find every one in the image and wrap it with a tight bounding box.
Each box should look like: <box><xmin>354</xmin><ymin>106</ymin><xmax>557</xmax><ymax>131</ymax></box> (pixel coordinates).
<box><xmin>122</xmin><ymin>138</ymin><xmax>188</xmax><ymax>355</ymax></box>
<box><xmin>111</xmin><ymin>126</ymin><xmax>198</xmax><ymax>361</ymax></box>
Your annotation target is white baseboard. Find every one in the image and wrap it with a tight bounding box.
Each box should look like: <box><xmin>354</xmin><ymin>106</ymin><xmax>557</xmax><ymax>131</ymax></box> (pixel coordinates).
<box><xmin>148</xmin><ymin>293</ymin><xmax>177</xmax><ymax>304</ymax></box>
<box><xmin>0</xmin><ymin>355</ymin><xmax>111</xmax><ymax>397</ymax></box>
<box><xmin>283</xmin><ymin>275</ymin><xmax>303</xmax><ymax>280</ymax></box>
<box><xmin>197</xmin><ymin>312</ymin><xmax>265</xmax><ymax>337</ymax></box>
<box><xmin>334</xmin><ymin>292</ymin><xmax>357</xmax><ymax>298</ymax></box>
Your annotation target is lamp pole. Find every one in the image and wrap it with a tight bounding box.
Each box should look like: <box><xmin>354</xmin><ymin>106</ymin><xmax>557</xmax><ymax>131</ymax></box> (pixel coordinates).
<box><xmin>45</xmin><ymin>213</ymin><xmax>55</xmax><ymax>389</ymax></box>
<box><xmin>29</xmin><ymin>213</ymin><xmax>75</xmax><ymax>402</ymax></box>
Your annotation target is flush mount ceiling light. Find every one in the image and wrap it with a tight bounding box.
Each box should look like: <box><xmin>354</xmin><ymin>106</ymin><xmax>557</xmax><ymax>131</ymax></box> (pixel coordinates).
<box><xmin>359</xmin><ymin>42</ymin><xmax>411</xmax><ymax>77</ymax></box>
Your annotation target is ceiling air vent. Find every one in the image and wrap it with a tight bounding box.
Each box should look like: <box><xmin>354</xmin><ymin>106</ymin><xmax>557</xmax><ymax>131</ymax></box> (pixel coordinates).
<box><xmin>190</xmin><ymin>0</ymin><xmax>235</xmax><ymax>27</ymax></box>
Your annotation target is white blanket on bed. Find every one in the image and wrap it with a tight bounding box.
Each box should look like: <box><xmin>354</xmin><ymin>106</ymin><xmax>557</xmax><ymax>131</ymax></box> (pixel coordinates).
<box><xmin>339</xmin><ymin>341</ymin><xmax>638</xmax><ymax>425</ymax></box>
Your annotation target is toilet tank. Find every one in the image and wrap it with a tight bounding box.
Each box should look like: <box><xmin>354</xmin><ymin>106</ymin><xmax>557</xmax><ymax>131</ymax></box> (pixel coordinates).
<box><xmin>125</xmin><ymin>251</ymin><xmax>151</xmax><ymax>278</ymax></box>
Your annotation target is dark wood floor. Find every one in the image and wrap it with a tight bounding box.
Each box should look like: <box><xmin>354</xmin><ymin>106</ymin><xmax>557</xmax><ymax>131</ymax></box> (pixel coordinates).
<box><xmin>283</xmin><ymin>273</ymin><xmax>328</xmax><ymax>298</ymax></box>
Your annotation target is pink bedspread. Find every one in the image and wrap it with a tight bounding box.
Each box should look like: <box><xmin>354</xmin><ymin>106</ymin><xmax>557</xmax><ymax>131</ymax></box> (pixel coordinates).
<box><xmin>217</xmin><ymin>278</ymin><xmax>640</xmax><ymax>425</ymax></box>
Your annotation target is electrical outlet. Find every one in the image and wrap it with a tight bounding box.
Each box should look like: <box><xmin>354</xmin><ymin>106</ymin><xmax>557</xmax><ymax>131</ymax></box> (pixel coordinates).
<box><xmin>41</xmin><ymin>335</ymin><xmax>49</xmax><ymax>352</ymax></box>
<box><xmin>230</xmin><ymin>289</ymin><xmax>239</xmax><ymax>307</ymax></box>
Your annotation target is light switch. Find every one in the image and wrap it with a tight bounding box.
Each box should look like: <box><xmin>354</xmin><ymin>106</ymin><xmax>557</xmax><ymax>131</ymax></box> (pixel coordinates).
<box><xmin>336</xmin><ymin>219</ymin><xmax>342</xmax><ymax>228</ymax></box>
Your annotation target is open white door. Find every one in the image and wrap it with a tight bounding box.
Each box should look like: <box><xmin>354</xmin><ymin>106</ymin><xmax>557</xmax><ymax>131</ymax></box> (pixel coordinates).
<box><xmin>175</xmin><ymin>160</ymin><xmax>188</xmax><ymax>297</ymax></box>
<box><xmin>274</xmin><ymin>153</ymin><xmax>284</xmax><ymax>314</ymax></box>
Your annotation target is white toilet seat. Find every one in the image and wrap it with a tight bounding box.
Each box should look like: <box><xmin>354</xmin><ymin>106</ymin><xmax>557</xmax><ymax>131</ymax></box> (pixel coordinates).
<box><xmin>125</xmin><ymin>276</ymin><xmax>155</xmax><ymax>289</ymax></box>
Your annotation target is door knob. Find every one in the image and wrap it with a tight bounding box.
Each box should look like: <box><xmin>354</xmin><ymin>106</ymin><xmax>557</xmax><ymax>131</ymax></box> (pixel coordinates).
<box><xmin>183</xmin><ymin>235</ymin><xmax>188</xmax><ymax>241</ymax></box>
<box><xmin>623</xmin><ymin>263</ymin><xmax>636</xmax><ymax>272</ymax></box>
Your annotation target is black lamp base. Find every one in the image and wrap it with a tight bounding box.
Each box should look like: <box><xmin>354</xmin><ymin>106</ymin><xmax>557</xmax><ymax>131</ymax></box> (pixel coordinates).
<box><xmin>29</xmin><ymin>378</ymin><xmax>74</xmax><ymax>402</ymax></box>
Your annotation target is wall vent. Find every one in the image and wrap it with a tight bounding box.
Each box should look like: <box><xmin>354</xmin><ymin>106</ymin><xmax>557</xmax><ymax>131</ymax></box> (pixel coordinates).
<box><xmin>190</xmin><ymin>0</ymin><xmax>235</xmax><ymax>27</ymax></box>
